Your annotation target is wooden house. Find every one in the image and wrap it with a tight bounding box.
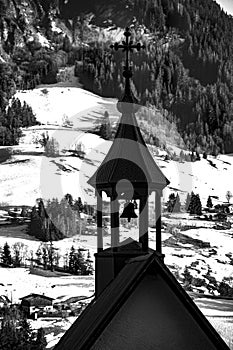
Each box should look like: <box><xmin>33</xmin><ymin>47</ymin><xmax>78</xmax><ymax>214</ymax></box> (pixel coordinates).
<box><xmin>20</xmin><ymin>293</ymin><xmax>54</xmax><ymax>317</ymax></box>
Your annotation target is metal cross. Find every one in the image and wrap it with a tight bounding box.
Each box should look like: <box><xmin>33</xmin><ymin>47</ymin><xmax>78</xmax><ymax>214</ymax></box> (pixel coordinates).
<box><xmin>110</xmin><ymin>27</ymin><xmax>145</xmax><ymax>74</ymax></box>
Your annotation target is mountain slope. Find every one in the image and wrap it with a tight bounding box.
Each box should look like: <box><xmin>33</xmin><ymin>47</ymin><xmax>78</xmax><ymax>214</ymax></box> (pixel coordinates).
<box><xmin>2</xmin><ymin>0</ymin><xmax>233</xmax><ymax>155</ymax></box>
<box><xmin>66</xmin><ymin>0</ymin><xmax>233</xmax><ymax>154</ymax></box>
<box><xmin>1</xmin><ymin>78</ymin><xmax>233</xmax><ymax>208</ymax></box>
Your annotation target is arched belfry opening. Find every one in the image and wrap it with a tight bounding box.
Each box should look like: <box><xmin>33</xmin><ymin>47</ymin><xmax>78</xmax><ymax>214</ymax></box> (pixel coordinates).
<box><xmin>87</xmin><ymin>27</ymin><xmax>170</xmax><ymax>297</ymax></box>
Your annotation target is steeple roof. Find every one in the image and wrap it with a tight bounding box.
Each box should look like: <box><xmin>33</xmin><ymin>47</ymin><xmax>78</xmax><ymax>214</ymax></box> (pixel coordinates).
<box><xmin>88</xmin><ymin>106</ymin><xmax>169</xmax><ymax>193</ymax></box>
<box><xmin>88</xmin><ymin>27</ymin><xmax>169</xmax><ymax>194</ymax></box>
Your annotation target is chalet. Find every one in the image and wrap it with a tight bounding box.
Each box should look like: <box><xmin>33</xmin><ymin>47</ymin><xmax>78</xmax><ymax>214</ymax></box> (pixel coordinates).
<box><xmin>54</xmin><ymin>28</ymin><xmax>229</xmax><ymax>350</ymax></box>
<box><xmin>20</xmin><ymin>293</ymin><xmax>54</xmax><ymax>317</ymax></box>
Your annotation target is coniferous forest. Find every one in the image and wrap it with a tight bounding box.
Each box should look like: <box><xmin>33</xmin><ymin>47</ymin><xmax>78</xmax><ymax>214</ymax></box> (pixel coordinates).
<box><xmin>29</xmin><ymin>195</ymin><xmax>94</xmax><ymax>241</ymax></box>
<box><xmin>74</xmin><ymin>0</ymin><xmax>233</xmax><ymax>155</ymax></box>
<box><xmin>1</xmin><ymin>0</ymin><xmax>233</xmax><ymax>154</ymax></box>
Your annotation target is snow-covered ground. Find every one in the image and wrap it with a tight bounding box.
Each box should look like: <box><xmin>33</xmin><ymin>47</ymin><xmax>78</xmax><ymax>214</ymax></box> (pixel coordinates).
<box><xmin>0</xmin><ymin>267</ymin><xmax>94</xmax><ymax>304</ymax></box>
<box><xmin>1</xmin><ymin>74</ymin><xmax>233</xmax><ymax>348</ymax></box>
<box><xmin>163</xmin><ymin>227</ymin><xmax>233</xmax><ymax>286</ymax></box>
<box><xmin>0</xmin><ymin>78</ymin><xmax>232</xmax><ymax>207</ymax></box>
<box><xmin>1</xmin><ymin>77</ymin><xmax>233</xmax><ymax>291</ymax></box>
<box><xmin>15</xmin><ymin>86</ymin><xmax>117</xmax><ymax>128</ymax></box>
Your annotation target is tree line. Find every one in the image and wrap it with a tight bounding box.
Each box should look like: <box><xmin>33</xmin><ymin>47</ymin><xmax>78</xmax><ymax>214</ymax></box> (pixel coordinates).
<box><xmin>0</xmin><ymin>97</ymin><xmax>37</xmax><ymax>146</ymax></box>
<box><xmin>73</xmin><ymin>0</ymin><xmax>233</xmax><ymax>155</ymax></box>
<box><xmin>167</xmin><ymin>191</ymin><xmax>202</xmax><ymax>215</ymax></box>
<box><xmin>167</xmin><ymin>191</ymin><xmax>232</xmax><ymax>215</ymax></box>
<box><xmin>2</xmin><ymin>0</ymin><xmax>233</xmax><ymax>154</ymax></box>
<box><xmin>0</xmin><ymin>241</ymin><xmax>93</xmax><ymax>275</ymax></box>
<box><xmin>29</xmin><ymin>195</ymin><xmax>95</xmax><ymax>241</ymax></box>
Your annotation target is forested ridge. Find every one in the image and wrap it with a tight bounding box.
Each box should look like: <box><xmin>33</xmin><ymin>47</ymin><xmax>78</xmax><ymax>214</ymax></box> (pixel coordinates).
<box><xmin>1</xmin><ymin>0</ymin><xmax>233</xmax><ymax>154</ymax></box>
<box><xmin>74</xmin><ymin>0</ymin><xmax>233</xmax><ymax>154</ymax></box>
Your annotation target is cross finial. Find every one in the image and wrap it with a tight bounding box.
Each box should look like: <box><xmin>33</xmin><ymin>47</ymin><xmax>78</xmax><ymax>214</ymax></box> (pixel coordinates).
<box><xmin>110</xmin><ymin>27</ymin><xmax>145</xmax><ymax>78</ymax></box>
<box><xmin>110</xmin><ymin>27</ymin><xmax>145</xmax><ymax>106</ymax></box>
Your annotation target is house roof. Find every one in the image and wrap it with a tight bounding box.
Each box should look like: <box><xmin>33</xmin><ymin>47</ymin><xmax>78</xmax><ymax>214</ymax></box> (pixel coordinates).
<box><xmin>88</xmin><ymin>110</ymin><xmax>169</xmax><ymax>193</ymax></box>
<box><xmin>20</xmin><ymin>293</ymin><xmax>54</xmax><ymax>301</ymax></box>
<box><xmin>54</xmin><ymin>250</ymin><xmax>229</xmax><ymax>350</ymax></box>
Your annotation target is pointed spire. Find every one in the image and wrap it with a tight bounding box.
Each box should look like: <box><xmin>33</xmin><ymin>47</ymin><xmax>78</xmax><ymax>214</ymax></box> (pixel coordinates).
<box><xmin>88</xmin><ymin>27</ymin><xmax>169</xmax><ymax>194</ymax></box>
<box><xmin>110</xmin><ymin>27</ymin><xmax>145</xmax><ymax>111</ymax></box>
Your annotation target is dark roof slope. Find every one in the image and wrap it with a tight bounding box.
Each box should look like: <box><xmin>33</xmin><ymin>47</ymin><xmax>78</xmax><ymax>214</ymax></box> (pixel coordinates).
<box><xmin>20</xmin><ymin>293</ymin><xmax>54</xmax><ymax>301</ymax></box>
<box><xmin>54</xmin><ymin>251</ymin><xmax>229</xmax><ymax>350</ymax></box>
<box><xmin>88</xmin><ymin>111</ymin><xmax>169</xmax><ymax>191</ymax></box>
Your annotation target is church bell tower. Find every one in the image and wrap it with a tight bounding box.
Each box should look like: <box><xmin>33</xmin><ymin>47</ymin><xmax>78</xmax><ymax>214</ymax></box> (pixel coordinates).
<box><xmin>88</xmin><ymin>27</ymin><xmax>169</xmax><ymax>297</ymax></box>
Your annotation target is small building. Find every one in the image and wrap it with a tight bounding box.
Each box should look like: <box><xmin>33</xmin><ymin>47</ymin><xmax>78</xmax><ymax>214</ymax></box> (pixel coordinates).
<box><xmin>20</xmin><ymin>293</ymin><xmax>54</xmax><ymax>317</ymax></box>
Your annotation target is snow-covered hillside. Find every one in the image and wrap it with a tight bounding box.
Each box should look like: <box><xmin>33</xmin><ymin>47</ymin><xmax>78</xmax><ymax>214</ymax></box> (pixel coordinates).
<box><xmin>1</xmin><ymin>83</ymin><xmax>233</xmax><ymax>207</ymax></box>
<box><xmin>15</xmin><ymin>85</ymin><xmax>117</xmax><ymax>128</ymax></box>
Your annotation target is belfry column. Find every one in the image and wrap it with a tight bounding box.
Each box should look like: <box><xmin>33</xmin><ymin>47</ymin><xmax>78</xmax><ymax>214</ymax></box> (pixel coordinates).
<box><xmin>111</xmin><ymin>192</ymin><xmax>119</xmax><ymax>252</ymax></box>
<box><xmin>97</xmin><ymin>190</ymin><xmax>103</xmax><ymax>252</ymax></box>
<box><xmin>139</xmin><ymin>195</ymin><xmax>149</xmax><ymax>251</ymax></box>
<box><xmin>155</xmin><ymin>190</ymin><xmax>162</xmax><ymax>254</ymax></box>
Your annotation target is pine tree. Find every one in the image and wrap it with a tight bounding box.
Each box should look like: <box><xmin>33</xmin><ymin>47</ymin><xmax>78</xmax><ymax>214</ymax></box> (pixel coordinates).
<box><xmin>12</xmin><ymin>242</ymin><xmax>22</xmax><ymax>267</ymax></box>
<box><xmin>62</xmin><ymin>35</ymin><xmax>72</xmax><ymax>52</ymax></box>
<box><xmin>187</xmin><ymin>192</ymin><xmax>195</xmax><ymax>212</ymax></box>
<box><xmin>75</xmin><ymin>248</ymin><xmax>88</xmax><ymax>275</ymax></box>
<box><xmin>35</xmin><ymin>246</ymin><xmax>42</xmax><ymax>266</ymax></box>
<box><xmin>1</xmin><ymin>242</ymin><xmax>12</xmax><ymax>266</ymax></box>
<box><xmin>195</xmin><ymin>194</ymin><xmax>202</xmax><ymax>215</ymax></box>
<box><xmin>207</xmin><ymin>196</ymin><xmax>213</xmax><ymax>208</ymax></box>
<box><xmin>189</xmin><ymin>193</ymin><xmax>202</xmax><ymax>215</ymax></box>
<box><xmin>48</xmin><ymin>242</ymin><xmax>55</xmax><ymax>271</ymax></box>
<box><xmin>42</xmin><ymin>246</ymin><xmax>48</xmax><ymax>270</ymax></box>
<box><xmin>29</xmin><ymin>206</ymin><xmax>43</xmax><ymax>240</ymax></box>
<box><xmin>98</xmin><ymin>111</ymin><xmax>111</xmax><ymax>140</ymax></box>
<box><xmin>173</xmin><ymin>194</ymin><xmax>181</xmax><ymax>212</ymax></box>
<box><xmin>185</xmin><ymin>193</ymin><xmax>191</xmax><ymax>212</ymax></box>
<box><xmin>73</xmin><ymin>197</ymin><xmax>83</xmax><ymax>213</ymax></box>
<box><xmin>86</xmin><ymin>250</ymin><xmax>94</xmax><ymax>275</ymax></box>
<box><xmin>44</xmin><ymin>137</ymin><xmax>59</xmax><ymax>157</ymax></box>
<box><xmin>68</xmin><ymin>246</ymin><xmax>76</xmax><ymax>274</ymax></box>
<box><xmin>20</xmin><ymin>207</ymin><xmax>27</xmax><ymax>217</ymax></box>
<box><xmin>65</xmin><ymin>193</ymin><xmax>73</xmax><ymax>207</ymax></box>
<box><xmin>167</xmin><ymin>193</ymin><xmax>176</xmax><ymax>213</ymax></box>
<box><xmin>226</xmin><ymin>191</ymin><xmax>232</xmax><ymax>203</ymax></box>
<box><xmin>183</xmin><ymin>266</ymin><xmax>193</xmax><ymax>290</ymax></box>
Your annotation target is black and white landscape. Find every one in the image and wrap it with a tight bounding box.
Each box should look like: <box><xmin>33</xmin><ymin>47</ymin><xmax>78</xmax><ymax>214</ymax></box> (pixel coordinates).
<box><xmin>0</xmin><ymin>0</ymin><xmax>233</xmax><ymax>349</ymax></box>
